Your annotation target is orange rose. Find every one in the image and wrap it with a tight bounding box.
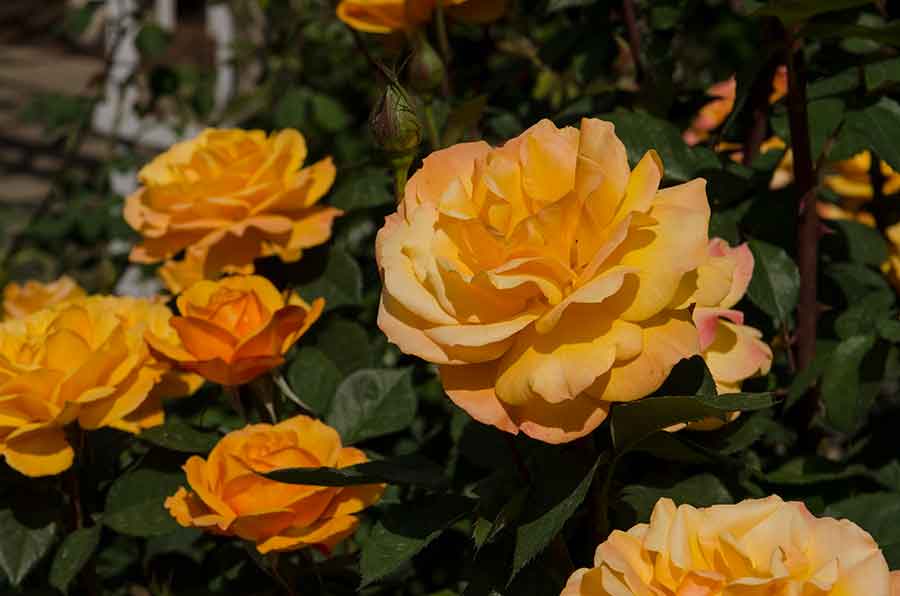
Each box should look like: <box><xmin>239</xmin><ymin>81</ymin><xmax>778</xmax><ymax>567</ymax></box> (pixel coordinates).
<box><xmin>146</xmin><ymin>275</ymin><xmax>323</xmax><ymax>386</ymax></box>
<box><xmin>124</xmin><ymin>128</ymin><xmax>341</xmax><ymax>293</ymax></box>
<box><xmin>2</xmin><ymin>276</ymin><xmax>85</xmax><ymax>319</ymax></box>
<box><xmin>376</xmin><ymin>118</ymin><xmax>726</xmax><ymax>443</ymax></box>
<box><xmin>165</xmin><ymin>415</ymin><xmax>383</xmax><ymax>554</ymax></box>
<box><xmin>824</xmin><ymin>151</ymin><xmax>900</xmax><ymax>202</ymax></box>
<box><xmin>563</xmin><ymin>495</ymin><xmax>898</xmax><ymax>596</ymax></box>
<box><xmin>0</xmin><ymin>296</ymin><xmax>195</xmax><ymax>477</ymax></box>
<box><xmin>337</xmin><ymin>0</ymin><xmax>506</xmax><ymax>34</ymax></box>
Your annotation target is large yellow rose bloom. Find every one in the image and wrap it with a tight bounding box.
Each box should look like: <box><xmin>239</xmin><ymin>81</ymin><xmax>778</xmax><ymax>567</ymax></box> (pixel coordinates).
<box><xmin>165</xmin><ymin>415</ymin><xmax>383</xmax><ymax>554</ymax></box>
<box><xmin>124</xmin><ymin>128</ymin><xmax>341</xmax><ymax>293</ymax></box>
<box><xmin>563</xmin><ymin>496</ymin><xmax>900</xmax><ymax>596</ymax></box>
<box><xmin>146</xmin><ymin>275</ymin><xmax>323</xmax><ymax>386</ymax></box>
<box><xmin>0</xmin><ymin>296</ymin><xmax>196</xmax><ymax>477</ymax></box>
<box><xmin>2</xmin><ymin>276</ymin><xmax>85</xmax><ymax>319</ymax></box>
<box><xmin>375</xmin><ymin>118</ymin><xmax>742</xmax><ymax>443</ymax></box>
<box><xmin>337</xmin><ymin>0</ymin><xmax>506</xmax><ymax>34</ymax></box>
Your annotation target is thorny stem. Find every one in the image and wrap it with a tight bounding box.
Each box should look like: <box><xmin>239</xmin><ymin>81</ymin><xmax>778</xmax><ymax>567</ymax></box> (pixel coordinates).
<box><xmin>67</xmin><ymin>428</ymin><xmax>99</xmax><ymax>596</ymax></box>
<box><xmin>741</xmin><ymin>50</ymin><xmax>780</xmax><ymax>166</ymax></box>
<box><xmin>784</xmin><ymin>27</ymin><xmax>820</xmax><ymax>427</ymax></box>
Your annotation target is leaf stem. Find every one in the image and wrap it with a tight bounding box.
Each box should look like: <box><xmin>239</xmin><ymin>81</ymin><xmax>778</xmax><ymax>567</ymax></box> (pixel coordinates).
<box><xmin>423</xmin><ymin>101</ymin><xmax>441</xmax><ymax>150</ymax></box>
<box><xmin>391</xmin><ymin>154</ymin><xmax>414</xmax><ymax>204</ymax></box>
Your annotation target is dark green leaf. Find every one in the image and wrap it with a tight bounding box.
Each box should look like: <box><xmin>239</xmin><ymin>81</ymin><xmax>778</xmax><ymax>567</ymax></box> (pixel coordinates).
<box><xmin>746</xmin><ymin>239</ymin><xmax>800</xmax><ymax>326</ymax></box>
<box><xmin>295</xmin><ymin>248</ymin><xmax>362</xmax><ymax>311</ymax></box>
<box><xmin>835</xmin><ymin>291</ymin><xmax>895</xmax><ymax>339</ymax></box>
<box><xmin>326</xmin><ymin>368</ymin><xmax>417</xmax><ymax>444</ymax></box>
<box><xmin>828</xmin><ymin>219</ymin><xmax>889</xmax><ymax>266</ymax></box>
<box><xmin>546</xmin><ymin>0</ymin><xmax>596</xmax><ymax>12</ymax></box>
<box><xmin>311</xmin><ymin>94</ymin><xmax>351</xmax><ymax>132</ymax></box>
<box><xmin>360</xmin><ymin>495</ymin><xmax>475</xmax><ymax>586</ymax></box>
<box><xmin>821</xmin><ymin>334</ymin><xmax>877</xmax><ymax>432</ymax></box>
<box><xmin>0</xmin><ymin>508</ymin><xmax>57</xmax><ymax>586</ymax></box>
<box><xmin>330</xmin><ymin>169</ymin><xmax>393</xmax><ymax>211</ymax></box>
<box><xmin>611</xmin><ymin>393</ymin><xmax>778</xmax><ymax>453</ymax></box>
<box><xmin>831</xmin><ymin>98</ymin><xmax>900</xmax><ymax>171</ymax></box>
<box><xmin>266</xmin><ymin>454</ymin><xmax>446</xmax><ymax>488</ymax></box>
<box><xmin>826</xmin><ymin>262</ymin><xmax>892</xmax><ymax>303</ymax></box>
<box><xmin>864</xmin><ymin>57</ymin><xmax>900</xmax><ymax>91</ymax></box>
<box><xmin>139</xmin><ymin>417</ymin><xmax>219</xmax><ymax>453</ymax></box>
<box><xmin>103</xmin><ymin>469</ymin><xmax>184</xmax><ymax>537</ymax></box>
<box><xmin>286</xmin><ymin>347</ymin><xmax>341</xmax><ymax>416</ymax></box>
<box><xmin>49</xmin><ymin>526</ymin><xmax>101</xmax><ymax>594</ymax></box>
<box><xmin>511</xmin><ymin>457</ymin><xmax>600</xmax><ymax>576</ymax></box>
<box><xmin>877</xmin><ymin>319</ymin><xmax>900</xmax><ymax>342</ymax></box>
<box><xmin>443</xmin><ymin>96</ymin><xmax>487</xmax><ymax>146</ymax></box>
<box><xmin>807</xmin><ymin>68</ymin><xmax>861</xmax><ymax>100</ymax></box>
<box><xmin>786</xmin><ymin>340</ymin><xmax>837</xmax><ymax>410</ymax></box>
<box><xmin>764</xmin><ymin>456</ymin><xmax>871</xmax><ymax>484</ymax></box>
<box><xmin>316</xmin><ymin>318</ymin><xmax>372</xmax><ymax>373</ymax></box>
<box><xmin>753</xmin><ymin>0</ymin><xmax>874</xmax><ymax>25</ymax></box>
<box><xmin>622</xmin><ymin>474</ymin><xmax>733</xmax><ymax>521</ymax></box>
<box><xmin>600</xmin><ymin>109</ymin><xmax>720</xmax><ymax>182</ymax></box>
<box><xmin>808</xmin><ymin>98</ymin><xmax>845</xmax><ymax>160</ymax></box>
<box><xmin>824</xmin><ymin>493</ymin><xmax>900</xmax><ymax>567</ymax></box>
<box><xmin>803</xmin><ymin>21</ymin><xmax>900</xmax><ymax>47</ymax></box>
<box><xmin>274</xmin><ymin>88</ymin><xmax>309</xmax><ymax>130</ymax></box>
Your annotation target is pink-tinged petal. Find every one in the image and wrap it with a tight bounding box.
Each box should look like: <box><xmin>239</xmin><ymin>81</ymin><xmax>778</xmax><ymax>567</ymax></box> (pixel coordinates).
<box><xmin>404</xmin><ymin>141</ymin><xmax>492</xmax><ymax>214</ymax></box>
<box><xmin>707</xmin><ymin>239</ymin><xmax>754</xmax><ymax>308</ymax></box>
<box><xmin>703</xmin><ymin>319</ymin><xmax>772</xmax><ymax>387</ymax></box>
<box><xmin>693</xmin><ymin>307</ymin><xmax>743</xmax><ymax>351</ymax></box>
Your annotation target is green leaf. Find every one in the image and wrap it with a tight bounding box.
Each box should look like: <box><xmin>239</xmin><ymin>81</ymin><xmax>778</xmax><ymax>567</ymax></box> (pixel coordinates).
<box><xmin>824</xmin><ymin>493</ymin><xmax>900</xmax><ymax>567</ymax></box>
<box><xmin>611</xmin><ymin>393</ymin><xmax>778</xmax><ymax>453</ymax></box>
<box><xmin>831</xmin><ymin>98</ymin><xmax>900</xmax><ymax>171</ymax></box>
<box><xmin>827</xmin><ymin>219</ymin><xmax>889</xmax><ymax>266</ymax></box>
<box><xmin>103</xmin><ymin>468</ymin><xmax>184</xmax><ymax>537</ymax></box>
<box><xmin>360</xmin><ymin>495</ymin><xmax>475</xmax><ymax>586</ymax></box>
<box><xmin>274</xmin><ymin>88</ymin><xmax>309</xmax><ymax>130</ymax></box>
<box><xmin>826</xmin><ymin>262</ymin><xmax>892</xmax><ymax>303</ymax></box>
<box><xmin>266</xmin><ymin>454</ymin><xmax>447</xmax><ymax>489</ymax></box>
<box><xmin>139</xmin><ymin>417</ymin><xmax>219</xmax><ymax>453</ymax></box>
<box><xmin>316</xmin><ymin>318</ymin><xmax>372</xmax><ymax>373</ymax></box>
<box><xmin>864</xmin><ymin>57</ymin><xmax>900</xmax><ymax>91</ymax></box>
<box><xmin>330</xmin><ymin>169</ymin><xmax>393</xmax><ymax>211</ymax></box>
<box><xmin>622</xmin><ymin>474</ymin><xmax>733</xmax><ymax>521</ymax></box>
<box><xmin>786</xmin><ymin>340</ymin><xmax>837</xmax><ymax>410</ymax></box>
<box><xmin>511</xmin><ymin>457</ymin><xmax>600</xmax><ymax>576</ymax></box>
<box><xmin>286</xmin><ymin>347</ymin><xmax>341</xmax><ymax>416</ymax></box>
<box><xmin>753</xmin><ymin>0</ymin><xmax>874</xmax><ymax>25</ymax></box>
<box><xmin>877</xmin><ymin>319</ymin><xmax>900</xmax><ymax>342</ymax></box>
<box><xmin>326</xmin><ymin>369</ymin><xmax>417</xmax><ymax>444</ymax></box>
<box><xmin>764</xmin><ymin>456</ymin><xmax>871</xmax><ymax>484</ymax></box>
<box><xmin>600</xmin><ymin>109</ymin><xmax>720</xmax><ymax>182</ymax></box>
<box><xmin>311</xmin><ymin>93</ymin><xmax>351</xmax><ymax>132</ymax></box>
<box><xmin>835</xmin><ymin>291</ymin><xmax>895</xmax><ymax>339</ymax></box>
<box><xmin>443</xmin><ymin>96</ymin><xmax>488</xmax><ymax>146</ymax></box>
<box><xmin>807</xmin><ymin>68</ymin><xmax>861</xmax><ymax>100</ymax></box>
<box><xmin>821</xmin><ymin>334</ymin><xmax>877</xmax><ymax>432</ymax></box>
<box><xmin>49</xmin><ymin>526</ymin><xmax>101</xmax><ymax>594</ymax></box>
<box><xmin>0</xmin><ymin>508</ymin><xmax>57</xmax><ymax>586</ymax></box>
<box><xmin>803</xmin><ymin>21</ymin><xmax>900</xmax><ymax>47</ymax></box>
<box><xmin>135</xmin><ymin>23</ymin><xmax>172</xmax><ymax>59</ymax></box>
<box><xmin>808</xmin><ymin>98</ymin><xmax>845</xmax><ymax>160</ymax></box>
<box><xmin>746</xmin><ymin>239</ymin><xmax>801</xmax><ymax>326</ymax></box>
<box><xmin>295</xmin><ymin>248</ymin><xmax>362</xmax><ymax>311</ymax></box>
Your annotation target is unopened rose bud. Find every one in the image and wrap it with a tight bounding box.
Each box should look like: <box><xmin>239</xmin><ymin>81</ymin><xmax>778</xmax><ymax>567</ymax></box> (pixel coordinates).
<box><xmin>408</xmin><ymin>35</ymin><xmax>445</xmax><ymax>97</ymax></box>
<box><xmin>369</xmin><ymin>80</ymin><xmax>422</xmax><ymax>156</ymax></box>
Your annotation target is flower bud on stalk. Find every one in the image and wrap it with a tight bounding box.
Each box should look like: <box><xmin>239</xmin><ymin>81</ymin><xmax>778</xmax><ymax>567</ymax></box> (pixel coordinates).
<box><xmin>408</xmin><ymin>34</ymin><xmax>445</xmax><ymax>98</ymax></box>
<box><xmin>369</xmin><ymin>78</ymin><xmax>422</xmax><ymax>201</ymax></box>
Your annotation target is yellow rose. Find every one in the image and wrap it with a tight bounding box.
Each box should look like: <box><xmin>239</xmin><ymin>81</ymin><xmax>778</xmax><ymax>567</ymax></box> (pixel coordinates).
<box><xmin>376</xmin><ymin>118</ymin><xmax>719</xmax><ymax>443</ymax></box>
<box><xmin>124</xmin><ymin>128</ymin><xmax>341</xmax><ymax>293</ymax></box>
<box><xmin>563</xmin><ymin>495</ymin><xmax>897</xmax><ymax>596</ymax></box>
<box><xmin>165</xmin><ymin>415</ymin><xmax>383</xmax><ymax>554</ymax></box>
<box><xmin>337</xmin><ymin>0</ymin><xmax>506</xmax><ymax>34</ymax></box>
<box><xmin>146</xmin><ymin>275</ymin><xmax>323</xmax><ymax>386</ymax></box>
<box><xmin>824</xmin><ymin>151</ymin><xmax>900</xmax><ymax>201</ymax></box>
<box><xmin>2</xmin><ymin>276</ymin><xmax>85</xmax><ymax>319</ymax></box>
<box><xmin>0</xmin><ymin>296</ymin><xmax>193</xmax><ymax>477</ymax></box>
